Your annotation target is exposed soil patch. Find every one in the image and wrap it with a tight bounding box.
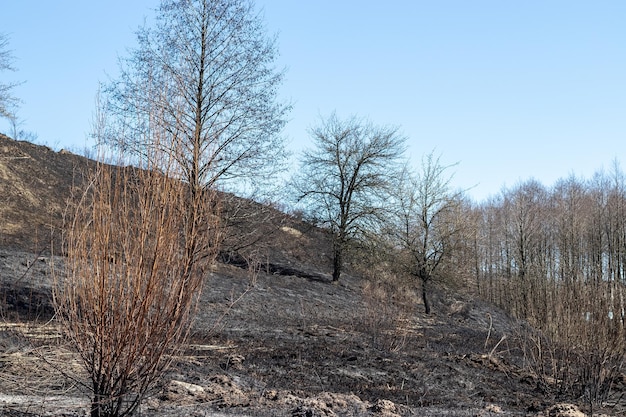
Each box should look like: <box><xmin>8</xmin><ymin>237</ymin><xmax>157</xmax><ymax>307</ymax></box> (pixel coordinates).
<box><xmin>0</xmin><ymin>135</ymin><xmax>92</xmax><ymax>252</ymax></box>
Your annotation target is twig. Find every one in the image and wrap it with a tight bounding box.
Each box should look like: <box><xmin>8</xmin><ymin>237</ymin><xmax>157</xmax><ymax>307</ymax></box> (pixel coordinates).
<box><xmin>489</xmin><ymin>335</ymin><xmax>507</xmax><ymax>359</ymax></box>
<box><xmin>484</xmin><ymin>313</ymin><xmax>492</xmax><ymax>351</ymax></box>
<box><xmin>205</xmin><ymin>285</ymin><xmax>253</xmax><ymax>337</ymax></box>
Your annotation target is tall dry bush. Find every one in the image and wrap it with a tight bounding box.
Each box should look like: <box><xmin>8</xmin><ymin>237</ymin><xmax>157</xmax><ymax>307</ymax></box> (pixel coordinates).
<box><xmin>357</xmin><ymin>264</ymin><xmax>416</xmax><ymax>353</ymax></box>
<box><xmin>511</xmin><ymin>278</ymin><xmax>625</xmax><ymax>405</ymax></box>
<box><xmin>54</xmin><ymin>154</ymin><xmax>220</xmax><ymax>417</ymax></box>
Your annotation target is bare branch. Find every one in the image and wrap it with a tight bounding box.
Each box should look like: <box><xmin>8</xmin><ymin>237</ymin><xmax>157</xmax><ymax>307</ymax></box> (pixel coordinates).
<box><xmin>100</xmin><ymin>0</ymin><xmax>290</xmax><ymax>194</ymax></box>
<box><xmin>292</xmin><ymin>112</ymin><xmax>406</xmax><ymax>281</ymax></box>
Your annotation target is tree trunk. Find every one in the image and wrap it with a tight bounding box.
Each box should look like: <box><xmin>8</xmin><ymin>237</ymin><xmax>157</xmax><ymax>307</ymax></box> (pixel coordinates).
<box><xmin>332</xmin><ymin>244</ymin><xmax>342</xmax><ymax>282</ymax></box>
<box><xmin>91</xmin><ymin>396</ymin><xmax>102</xmax><ymax>417</ymax></box>
<box><xmin>422</xmin><ymin>277</ymin><xmax>431</xmax><ymax>314</ymax></box>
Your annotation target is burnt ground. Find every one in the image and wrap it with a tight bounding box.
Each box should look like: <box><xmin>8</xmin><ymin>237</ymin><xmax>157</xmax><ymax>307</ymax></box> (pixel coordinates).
<box><xmin>1</xmin><ymin>249</ymin><xmax>624</xmax><ymax>417</ymax></box>
<box><xmin>0</xmin><ymin>135</ymin><xmax>625</xmax><ymax>416</ymax></box>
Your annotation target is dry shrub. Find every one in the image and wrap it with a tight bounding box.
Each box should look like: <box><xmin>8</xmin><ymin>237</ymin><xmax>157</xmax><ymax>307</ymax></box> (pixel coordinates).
<box><xmin>54</xmin><ymin>154</ymin><xmax>220</xmax><ymax>417</ymax></box>
<box><xmin>358</xmin><ymin>271</ymin><xmax>416</xmax><ymax>352</ymax></box>
<box><xmin>514</xmin><ymin>279</ymin><xmax>625</xmax><ymax>405</ymax></box>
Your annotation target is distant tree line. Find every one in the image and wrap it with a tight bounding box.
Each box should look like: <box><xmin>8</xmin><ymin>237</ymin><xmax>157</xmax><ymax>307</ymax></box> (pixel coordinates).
<box><xmin>472</xmin><ymin>168</ymin><xmax>626</xmax><ymax>320</ymax></box>
<box><xmin>452</xmin><ymin>165</ymin><xmax>626</xmax><ymax>403</ymax></box>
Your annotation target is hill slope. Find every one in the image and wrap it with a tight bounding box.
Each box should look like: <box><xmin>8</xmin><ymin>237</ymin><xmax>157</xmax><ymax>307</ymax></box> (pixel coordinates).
<box><xmin>0</xmin><ymin>135</ymin><xmax>623</xmax><ymax>416</ymax></box>
<box><xmin>0</xmin><ymin>134</ymin><xmax>92</xmax><ymax>250</ymax></box>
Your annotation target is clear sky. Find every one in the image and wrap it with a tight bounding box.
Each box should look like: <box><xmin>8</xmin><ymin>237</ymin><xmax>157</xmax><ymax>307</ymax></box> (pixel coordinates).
<box><xmin>1</xmin><ymin>1</ymin><xmax>625</xmax><ymax>202</ymax></box>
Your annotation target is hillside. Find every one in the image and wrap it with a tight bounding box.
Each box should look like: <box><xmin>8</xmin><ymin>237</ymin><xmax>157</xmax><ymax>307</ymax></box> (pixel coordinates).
<box><xmin>0</xmin><ymin>135</ymin><xmax>623</xmax><ymax>416</ymax></box>
<box><xmin>0</xmin><ymin>134</ymin><xmax>92</xmax><ymax>250</ymax></box>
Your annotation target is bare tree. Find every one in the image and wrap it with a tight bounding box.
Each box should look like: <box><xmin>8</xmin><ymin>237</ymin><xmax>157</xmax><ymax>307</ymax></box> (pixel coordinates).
<box><xmin>0</xmin><ymin>33</ymin><xmax>19</xmax><ymax>122</ymax></box>
<box><xmin>8</xmin><ymin>115</ymin><xmax>38</xmax><ymax>142</ymax></box>
<box><xmin>471</xmin><ymin>168</ymin><xmax>626</xmax><ymax>405</ymax></box>
<box><xmin>390</xmin><ymin>152</ymin><xmax>463</xmax><ymax>314</ymax></box>
<box><xmin>293</xmin><ymin>113</ymin><xmax>406</xmax><ymax>281</ymax></box>
<box><xmin>102</xmin><ymin>0</ymin><xmax>290</xmax><ymax>196</ymax></box>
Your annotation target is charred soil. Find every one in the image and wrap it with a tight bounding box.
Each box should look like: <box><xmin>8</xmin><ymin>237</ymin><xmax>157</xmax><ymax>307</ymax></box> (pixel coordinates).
<box><xmin>0</xmin><ymin>136</ymin><xmax>624</xmax><ymax>416</ymax></box>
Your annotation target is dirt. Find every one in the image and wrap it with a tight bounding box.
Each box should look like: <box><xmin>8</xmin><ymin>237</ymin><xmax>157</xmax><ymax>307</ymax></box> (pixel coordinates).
<box><xmin>0</xmin><ymin>250</ymin><xmax>623</xmax><ymax>417</ymax></box>
<box><xmin>0</xmin><ymin>135</ymin><xmax>624</xmax><ymax>416</ymax></box>
<box><xmin>0</xmin><ymin>135</ymin><xmax>92</xmax><ymax>252</ymax></box>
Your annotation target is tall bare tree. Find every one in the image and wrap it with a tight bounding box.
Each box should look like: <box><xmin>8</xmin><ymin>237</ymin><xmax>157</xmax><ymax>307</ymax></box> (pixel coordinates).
<box><xmin>390</xmin><ymin>152</ymin><xmax>463</xmax><ymax>314</ymax></box>
<box><xmin>102</xmin><ymin>0</ymin><xmax>290</xmax><ymax>197</ymax></box>
<box><xmin>294</xmin><ymin>113</ymin><xmax>406</xmax><ymax>282</ymax></box>
<box><xmin>0</xmin><ymin>33</ymin><xmax>19</xmax><ymax>122</ymax></box>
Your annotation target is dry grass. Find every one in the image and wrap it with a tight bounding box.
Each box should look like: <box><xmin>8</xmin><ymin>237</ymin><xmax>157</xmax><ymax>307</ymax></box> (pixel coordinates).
<box><xmin>496</xmin><ymin>278</ymin><xmax>626</xmax><ymax>407</ymax></box>
<box><xmin>357</xmin><ymin>272</ymin><xmax>418</xmax><ymax>353</ymax></box>
<box><xmin>0</xmin><ymin>321</ymin><xmax>87</xmax><ymax>415</ymax></box>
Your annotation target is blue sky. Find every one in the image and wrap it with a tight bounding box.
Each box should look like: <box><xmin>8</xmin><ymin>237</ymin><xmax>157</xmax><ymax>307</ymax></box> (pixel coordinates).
<box><xmin>1</xmin><ymin>1</ymin><xmax>625</xmax><ymax>201</ymax></box>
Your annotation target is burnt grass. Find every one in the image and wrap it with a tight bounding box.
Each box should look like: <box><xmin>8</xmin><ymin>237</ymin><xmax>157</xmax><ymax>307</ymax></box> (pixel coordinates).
<box><xmin>178</xmin><ymin>263</ymin><xmax>544</xmax><ymax>416</ymax></box>
<box><xmin>1</xmin><ymin>135</ymin><xmax>625</xmax><ymax>416</ymax></box>
<box><xmin>0</xmin><ymin>248</ymin><xmax>546</xmax><ymax>417</ymax></box>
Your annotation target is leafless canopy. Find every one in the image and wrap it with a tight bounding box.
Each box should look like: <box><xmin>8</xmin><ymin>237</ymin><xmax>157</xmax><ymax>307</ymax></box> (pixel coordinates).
<box><xmin>102</xmin><ymin>0</ymin><xmax>290</xmax><ymax>194</ymax></box>
<box><xmin>294</xmin><ymin>112</ymin><xmax>406</xmax><ymax>281</ymax></box>
<box><xmin>0</xmin><ymin>33</ymin><xmax>19</xmax><ymax>121</ymax></box>
<box><xmin>389</xmin><ymin>152</ymin><xmax>464</xmax><ymax>314</ymax></box>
